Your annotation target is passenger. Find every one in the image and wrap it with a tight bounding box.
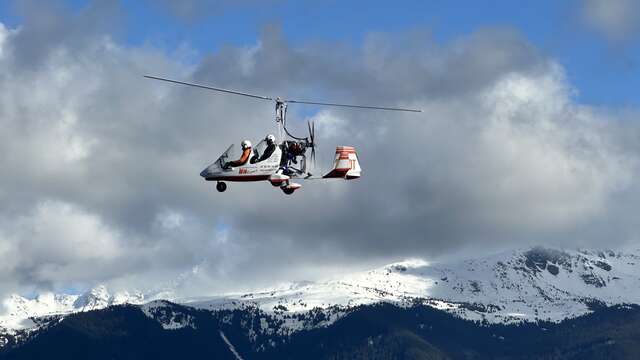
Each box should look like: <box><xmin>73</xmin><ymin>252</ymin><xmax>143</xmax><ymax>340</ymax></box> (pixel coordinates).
<box><xmin>255</xmin><ymin>134</ymin><xmax>277</xmax><ymax>163</ymax></box>
<box><xmin>224</xmin><ymin>140</ymin><xmax>252</xmax><ymax>169</ymax></box>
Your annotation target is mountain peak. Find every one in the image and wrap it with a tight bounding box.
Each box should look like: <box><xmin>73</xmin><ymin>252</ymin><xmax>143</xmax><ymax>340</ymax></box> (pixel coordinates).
<box><xmin>73</xmin><ymin>285</ymin><xmax>110</xmax><ymax>310</ymax></box>
<box><xmin>1</xmin><ymin>285</ymin><xmax>146</xmax><ymax>333</ymax></box>
<box><xmin>2</xmin><ymin>246</ymin><xmax>640</xmax><ymax>335</ymax></box>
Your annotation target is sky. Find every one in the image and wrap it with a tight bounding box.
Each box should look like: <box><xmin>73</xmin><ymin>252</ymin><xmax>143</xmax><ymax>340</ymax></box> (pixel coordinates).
<box><xmin>0</xmin><ymin>0</ymin><xmax>639</xmax><ymax>299</ymax></box>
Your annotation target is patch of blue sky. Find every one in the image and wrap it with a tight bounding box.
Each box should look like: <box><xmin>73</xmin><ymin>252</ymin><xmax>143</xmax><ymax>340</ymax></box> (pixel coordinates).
<box><xmin>0</xmin><ymin>0</ymin><xmax>637</xmax><ymax>106</ymax></box>
<box><xmin>117</xmin><ymin>0</ymin><xmax>637</xmax><ymax>107</ymax></box>
<box><xmin>0</xmin><ymin>2</ymin><xmax>20</xmax><ymax>28</ymax></box>
<box><xmin>120</xmin><ymin>0</ymin><xmax>266</xmax><ymax>54</ymax></box>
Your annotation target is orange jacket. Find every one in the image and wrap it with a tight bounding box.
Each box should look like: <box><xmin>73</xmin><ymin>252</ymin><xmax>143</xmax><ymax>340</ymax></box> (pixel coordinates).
<box><xmin>226</xmin><ymin>148</ymin><xmax>252</xmax><ymax>167</ymax></box>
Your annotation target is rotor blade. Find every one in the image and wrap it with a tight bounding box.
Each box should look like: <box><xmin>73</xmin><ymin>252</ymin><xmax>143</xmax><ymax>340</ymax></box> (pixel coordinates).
<box><xmin>286</xmin><ymin>99</ymin><xmax>421</xmax><ymax>112</ymax></box>
<box><xmin>144</xmin><ymin>75</ymin><xmax>274</xmax><ymax>101</ymax></box>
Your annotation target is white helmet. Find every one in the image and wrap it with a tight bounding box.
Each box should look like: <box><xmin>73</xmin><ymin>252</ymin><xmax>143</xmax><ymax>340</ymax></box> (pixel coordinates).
<box><xmin>266</xmin><ymin>134</ymin><xmax>276</xmax><ymax>144</ymax></box>
<box><xmin>241</xmin><ymin>140</ymin><xmax>252</xmax><ymax>149</ymax></box>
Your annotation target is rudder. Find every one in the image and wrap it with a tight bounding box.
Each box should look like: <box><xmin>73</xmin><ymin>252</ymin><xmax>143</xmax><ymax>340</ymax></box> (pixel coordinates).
<box><xmin>323</xmin><ymin>146</ymin><xmax>361</xmax><ymax>180</ymax></box>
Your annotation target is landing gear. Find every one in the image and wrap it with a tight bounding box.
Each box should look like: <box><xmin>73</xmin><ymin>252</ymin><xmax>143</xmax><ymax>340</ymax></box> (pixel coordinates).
<box><xmin>216</xmin><ymin>182</ymin><xmax>227</xmax><ymax>192</ymax></box>
<box><xmin>281</xmin><ymin>181</ymin><xmax>301</xmax><ymax>195</ymax></box>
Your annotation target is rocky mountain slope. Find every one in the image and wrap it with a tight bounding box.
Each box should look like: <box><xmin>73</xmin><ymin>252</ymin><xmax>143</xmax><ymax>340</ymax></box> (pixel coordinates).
<box><xmin>3</xmin><ymin>301</ymin><xmax>640</xmax><ymax>359</ymax></box>
<box><xmin>2</xmin><ymin>246</ymin><xmax>639</xmax><ymax>352</ymax></box>
<box><xmin>184</xmin><ymin>246</ymin><xmax>640</xmax><ymax>325</ymax></box>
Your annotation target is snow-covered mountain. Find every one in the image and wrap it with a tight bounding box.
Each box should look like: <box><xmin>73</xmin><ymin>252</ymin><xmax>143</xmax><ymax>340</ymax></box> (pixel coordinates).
<box><xmin>0</xmin><ymin>285</ymin><xmax>145</xmax><ymax>339</ymax></box>
<box><xmin>2</xmin><ymin>246</ymin><xmax>640</xmax><ymax>344</ymax></box>
<box><xmin>181</xmin><ymin>246</ymin><xmax>640</xmax><ymax>329</ymax></box>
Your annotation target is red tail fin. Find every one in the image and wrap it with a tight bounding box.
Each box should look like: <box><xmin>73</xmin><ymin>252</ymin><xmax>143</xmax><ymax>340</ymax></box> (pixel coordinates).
<box><xmin>323</xmin><ymin>146</ymin><xmax>361</xmax><ymax>179</ymax></box>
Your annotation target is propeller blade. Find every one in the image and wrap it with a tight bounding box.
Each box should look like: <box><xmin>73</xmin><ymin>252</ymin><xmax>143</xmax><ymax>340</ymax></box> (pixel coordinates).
<box><xmin>286</xmin><ymin>99</ymin><xmax>422</xmax><ymax>112</ymax></box>
<box><xmin>310</xmin><ymin>121</ymin><xmax>317</xmax><ymax>168</ymax></box>
<box><xmin>311</xmin><ymin>148</ymin><xmax>316</xmax><ymax>168</ymax></box>
<box><xmin>304</xmin><ymin>120</ymin><xmax>317</xmax><ymax>169</ymax></box>
<box><xmin>144</xmin><ymin>75</ymin><xmax>274</xmax><ymax>101</ymax></box>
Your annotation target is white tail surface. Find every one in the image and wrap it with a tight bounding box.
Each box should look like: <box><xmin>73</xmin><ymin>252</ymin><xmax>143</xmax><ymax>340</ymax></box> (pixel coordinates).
<box><xmin>323</xmin><ymin>146</ymin><xmax>361</xmax><ymax>180</ymax></box>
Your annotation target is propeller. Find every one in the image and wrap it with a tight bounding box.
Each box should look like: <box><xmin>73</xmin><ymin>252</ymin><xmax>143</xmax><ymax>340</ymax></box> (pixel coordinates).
<box><xmin>307</xmin><ymin>121</ymin><xmax>317</xmax><ymax>168</ymax></box>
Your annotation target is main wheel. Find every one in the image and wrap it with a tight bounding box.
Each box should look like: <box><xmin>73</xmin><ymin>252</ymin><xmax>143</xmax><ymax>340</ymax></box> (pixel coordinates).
<box><xmin>282</xmin><ymin>187</ymin><xmax>295</xmax><ymax>195</ymax></box>
<box><xmin>216</xmin><ymin>182</ymin><xmax>227</xmax><ymax>192</ymax></box>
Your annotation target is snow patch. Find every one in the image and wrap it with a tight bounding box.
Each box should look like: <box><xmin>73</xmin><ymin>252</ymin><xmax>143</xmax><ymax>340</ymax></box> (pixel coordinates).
<box><xmin>219</xmin><ymin>330</ymin><xmax>245</xmax><ymax>360</ymax></box>
<box><xmin>140</xmin><ymin>301</ymin><xmax>196</xmax><ymax>330</ymax></box>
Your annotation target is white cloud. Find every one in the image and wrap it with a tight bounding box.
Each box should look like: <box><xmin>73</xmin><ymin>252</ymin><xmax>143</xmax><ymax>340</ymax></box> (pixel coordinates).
<box><xmin>0</xmin><ymin>14</ymin><xmax>638</xmax><ymax>299</ymax></box>
<box><xmin>0</xmin><ymin>23</ymin><xmax>7</xmax><ymax>58</ymax></box>
<box><xmin>155</xmin><ymin>209</ymin><xmax>185</xmax><ymax>230</ymax></box>
<box><xmin>22</xmin><ymin>201</ymin><xmax>123</xmax><ymax>261</ymax></box>
<box><xmin>471</xmin><ymin>67</ymin><xmax>630</xmax><ymax>229</ymax></box>
<box><xmin>0</xmin><ymin>200</ymin><xmax>124</xmax><ymax>295</ymax></box>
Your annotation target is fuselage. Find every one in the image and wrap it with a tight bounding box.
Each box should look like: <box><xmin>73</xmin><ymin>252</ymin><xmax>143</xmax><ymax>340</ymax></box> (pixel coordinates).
<box><xmin>200</xmin><ymin>145</ymin><xmax>282</xmax><ymax>182</ymax></box>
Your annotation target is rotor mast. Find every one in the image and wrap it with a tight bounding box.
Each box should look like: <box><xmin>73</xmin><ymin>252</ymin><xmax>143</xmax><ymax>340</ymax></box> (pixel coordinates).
<box><xmin>275</xmin><ymin>99</ymin><xmax>288</xmax><ymax>143</ymax></box>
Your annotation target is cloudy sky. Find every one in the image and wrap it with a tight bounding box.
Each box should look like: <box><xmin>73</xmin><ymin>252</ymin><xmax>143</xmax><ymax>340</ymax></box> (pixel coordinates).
<box><xmin>0</xmin><ymin>0</ymin><xmax>639</xmax><ymax>299</ymax></box>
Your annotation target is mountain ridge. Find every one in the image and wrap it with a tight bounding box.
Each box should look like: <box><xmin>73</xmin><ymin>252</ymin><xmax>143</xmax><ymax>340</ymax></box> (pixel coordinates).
<box><xmin>2</xmin><ymin>245</ymin><xmax>639</xmax><ymax>348</ymax></box>
<box><xmin>3</xmin><ymin>301</ymin><xmax>640</xmax><ymax>359</ymax></box>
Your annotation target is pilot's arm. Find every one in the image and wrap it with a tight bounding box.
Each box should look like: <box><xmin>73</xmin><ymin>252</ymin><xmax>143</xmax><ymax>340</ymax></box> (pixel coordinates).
<box><xmin>225</xmin><ymin>148</ymin><xmax>252</xmax><ymax>168</ymax></box>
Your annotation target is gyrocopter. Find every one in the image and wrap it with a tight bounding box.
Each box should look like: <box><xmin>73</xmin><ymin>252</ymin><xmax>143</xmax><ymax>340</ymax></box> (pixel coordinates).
<box><xmin>144</xmin><ymin>75</ymin><xmax>421</xmax><ymax>195</ymax></box>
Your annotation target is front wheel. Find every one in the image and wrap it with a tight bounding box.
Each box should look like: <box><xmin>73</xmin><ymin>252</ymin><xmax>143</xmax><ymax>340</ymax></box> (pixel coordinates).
<box><xmin>216</xmin><ymin>182</ymin><xmax>227</xmax><ymax>192</ymax></box>
<box><xmin>282</xmin><ymin>187</ymin><xmax>295</xmax><ymax>195</ymax></box>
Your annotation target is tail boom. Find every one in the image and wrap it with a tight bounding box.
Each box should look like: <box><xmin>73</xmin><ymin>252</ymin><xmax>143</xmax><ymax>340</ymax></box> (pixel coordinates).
<box><xmin>323</xmin><ymin>146</ymin><xmax>361</xmax><ymax>180</ymax></box>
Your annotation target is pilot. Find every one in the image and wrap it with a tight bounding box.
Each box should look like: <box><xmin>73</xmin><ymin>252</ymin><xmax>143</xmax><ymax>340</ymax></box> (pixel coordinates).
<box><xmin>254</xmin><ymin>134</ymin><xmax>277</xmax><ymax>163</ymax></box>
<box><xmin>224</xmin><ymin>140</ymin><xmax>252</xmax><ymax>169</ymax></box>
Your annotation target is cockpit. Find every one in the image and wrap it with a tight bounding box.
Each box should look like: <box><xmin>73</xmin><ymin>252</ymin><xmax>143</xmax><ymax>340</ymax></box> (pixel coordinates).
<box><xmin>199</xmin><ymin>139</ymin><xmax>281</xmax><ymax>179</ymax></box>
